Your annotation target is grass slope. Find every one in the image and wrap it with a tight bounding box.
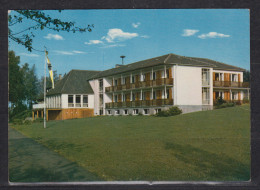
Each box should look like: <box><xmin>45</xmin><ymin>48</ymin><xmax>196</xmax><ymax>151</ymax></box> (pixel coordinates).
<box><xmin>10</xmin><ymin>105</ymin><xmax>250</xmax><ymax>181</ymax></box>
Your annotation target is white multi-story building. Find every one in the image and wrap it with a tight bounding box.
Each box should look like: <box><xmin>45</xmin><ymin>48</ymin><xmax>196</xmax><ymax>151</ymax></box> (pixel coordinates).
<box><xmin>32</xmin><ymin>53</ymin><xmax>250</xmax><ymax>120</ymax></box>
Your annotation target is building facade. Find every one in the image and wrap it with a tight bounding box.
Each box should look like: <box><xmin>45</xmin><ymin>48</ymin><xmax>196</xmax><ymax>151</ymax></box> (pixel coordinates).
<box><xmin>33</xmin><ymin>53</ymin><xmax>250</xmax><ymax>120</ymax></box>
<box><xmin>89</xmin><ymin>53</ymin><xmax>249</xmax><ymax>115</ymax></box>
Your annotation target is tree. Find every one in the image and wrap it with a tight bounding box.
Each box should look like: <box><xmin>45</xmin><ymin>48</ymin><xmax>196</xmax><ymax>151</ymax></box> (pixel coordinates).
<box><xmin>243</xmin><ymin>70</ymin><xmax>250</xmax><ymax>82</ymax></box>
<box><xmin>8</xmin><ymin>51</ymin><xmax>25</xmax><ymax>108</ymax></box>
<box><xmin>8</xmin><ymin>10</ymin><xmax>94</xmax><ymax>52</ymax></box>
<box><xmin>37</xmin><ymin>70</ymin><xmax>60</xmax><ymax>98</ymax></box>
<box><xmin>21</xmin><ymin>63</ymin><xmax>39</xmax><ymax>109</ymax></box>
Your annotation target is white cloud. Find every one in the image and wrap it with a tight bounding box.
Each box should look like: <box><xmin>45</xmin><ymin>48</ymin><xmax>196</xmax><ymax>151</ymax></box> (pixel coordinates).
<box><xmin>44</xmin><ymin>33</ymin><xmax>64</xmax><ymax>40</ymax></box>
<box><xmin>100</xmin><ymin>44</ymin><xmax>126</xmax><ymax>48</ymax></box>
<box><xmin>19</xmin><ymin>53</ymin><xmax>39</xmax><ymax>57</ymax></box>
<box><xmin>140</xmin><ymin>35</ymin><xmax>150</xmax><ymax>38</ymax></box>
<box><xmin>182</xmin><ymin>29</ymin><xmax>199</xmax><ymax>37</ymax></box>
<box><xmin>198</xmin><ymin>32</ymin><xmax>230</xmax><ymax>39</ymax></box>
<box><xmin>132</xmin><ymin>22</ymin><xmax>141</xmax><ymax>28</ymax></box>
<box><xmin>54</xmin><ymin>50</ymin><xmax>74</xmax><ymax>55</ymax></box>
<box><xmin>72</xmin><ymin>50</ymin><xmax>86</xmax><ymax>54</ymax></box>
<box><xmin>84</xmin><ymin>40</ymin><xmax>103</xmax><ymax>45</ymax></box>
<box><xmin>104</xmin><ymin>28</ymin><xmax>138</xmax><ymax>43</ymax></box>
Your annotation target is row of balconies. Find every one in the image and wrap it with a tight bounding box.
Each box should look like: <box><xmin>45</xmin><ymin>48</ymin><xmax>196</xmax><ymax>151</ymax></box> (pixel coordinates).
<box><xmin>105</xmin><ymin>99</ymin><xmax>173</xmax><ymax>109</ymax></box>
<box><xmin>213</xmin><ymin>81</ymin><xmax>249</xmax><ymax>88</ymax></box>
<box><xmin>105</xmin><ymin>78</ymin><xmax>174</xmax><ymax>93</ymax></box>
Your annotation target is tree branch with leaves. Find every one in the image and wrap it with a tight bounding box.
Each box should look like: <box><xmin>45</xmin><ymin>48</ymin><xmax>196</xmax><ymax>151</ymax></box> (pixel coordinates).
<box><xmin>8</xmin><ymin>10</ymin><xmax>94</xmax><ymax>52</ymax></box>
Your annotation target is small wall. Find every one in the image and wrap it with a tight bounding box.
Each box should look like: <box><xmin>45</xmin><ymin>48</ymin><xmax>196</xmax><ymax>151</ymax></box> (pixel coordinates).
<box><xmin>177</xmin><ymin>105</ymin><xmax>213</xmax><ymax>114</ymax></box>
<box><xmin>47</xmin><ymin>108</ymin><xmax>94</xmax><ymax>121</ymax></box>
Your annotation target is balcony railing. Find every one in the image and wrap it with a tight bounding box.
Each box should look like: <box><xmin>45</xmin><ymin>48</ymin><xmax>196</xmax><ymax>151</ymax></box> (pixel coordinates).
<box><xmin>213</xmin><ymin>81</ymin><xmax>249</xmax><ymax>88</ymax></box>
<box><xmin>105</xmin><ymin>78</ymin><xmax>173</xmax><ymax>92</ymax></box>
<box><xmin>105</xmin><ymin>99</ymin><xmax>173</xmax><ymax>109</ymax></box>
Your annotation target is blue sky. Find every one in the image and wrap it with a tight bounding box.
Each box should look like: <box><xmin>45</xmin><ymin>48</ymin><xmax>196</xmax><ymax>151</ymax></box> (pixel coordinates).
<box><xmin>9</xmin><ymin>9</ymin><xmax>250</xmax><ymax>78</ymax></box>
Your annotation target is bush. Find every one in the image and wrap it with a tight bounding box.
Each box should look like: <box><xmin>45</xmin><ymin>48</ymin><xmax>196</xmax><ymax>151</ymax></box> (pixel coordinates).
<box><xmin>215</xmin><ymin>102</ymin><xmax>235</xmax><ymax>109</ymax></box>
<box><xmin>12</xmin><ymin>118</ymin><xmax>24</xmax><ymax>125</ymax></box>
<box><xmin>33</xmin><ymin>118</ymin><xmax>44</xmax><ymax>123</ymax></box>
<box><xmin>214</xmin><ymin>97</ymin><xmax>226</xmax><ymax>106</ymax></box>
<box><xmin>243</xmin><ymin>98</ymin><xmax>250</xmax><ymax>104</ymax></box>
<box><xmin>138</xmin><ymin>112</ymin><xmax>143</xmax><ymax>116</ymax></box>
<box><xmin>156</xmin><ymin>106</ymin><xmax>182</xmax><ymax>117</ymax></box>
<box><xmin>10</xmin><ymin>109</ymin><xmax>32</xmax><ymax>122</ymax></box>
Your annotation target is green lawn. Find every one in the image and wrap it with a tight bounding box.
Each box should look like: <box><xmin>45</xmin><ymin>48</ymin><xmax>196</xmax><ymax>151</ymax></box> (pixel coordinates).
<box><xmin>9</xmin><ymin>105</ymin><xmax>250</xmax><ymax>181</ymax></box>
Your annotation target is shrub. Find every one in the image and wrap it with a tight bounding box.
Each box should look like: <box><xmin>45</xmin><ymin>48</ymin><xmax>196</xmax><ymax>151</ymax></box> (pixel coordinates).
<box><xmin>138</xmin><ymin>112</ymin><xmax>143</xmax><ymax>116</ymax></box>
<box><xmin>156</xmin><ymin>106</ymin><xmax>182</xmax><ymax>117</ymax></box>
<box><xmin>243</xmin><ymin>98</ymin><xmax>250</xmax><ymax>104</ymax></box>
<box><xmin>214</xmin><ymin>97</ymin><xmax>226</xmax><ymax>106</ymax></box>
<box><xmin>12</xmin><ymin>118</ymin><xmax>24</xmax><ymax>125</ymax></box>
<box><xmin>34</xmin><ymin>118</ymin><xmax>44</xmax><ymax>123</ymax></box>
<box><xmin>215</xmin><ymin>102</ymin><xmax>235</xmax><ymax>109</ymax></box>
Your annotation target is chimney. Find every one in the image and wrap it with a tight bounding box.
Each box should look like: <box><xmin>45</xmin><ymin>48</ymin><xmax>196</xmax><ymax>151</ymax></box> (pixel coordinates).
<box><xmin>116</xmin><ymin>55</ymin><xmax>126</xmax><ymax>68</ymax></box>
<box><xmin>59</xmin><ymin>74</ymin><xmax>62</xmax><ymax>80</ymax></box>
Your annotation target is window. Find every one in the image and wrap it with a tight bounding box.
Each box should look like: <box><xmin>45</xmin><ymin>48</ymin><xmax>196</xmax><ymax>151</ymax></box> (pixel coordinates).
<box><xmin>132</xmin><ymin>76</ymin><xmax>135</xmax><ymax>83</ymax></box>
<box><xmin>114</xmin><ymin>95</ymin><xmax>118</xmax><ymax>102</ymax></box>
<box><xmin>202</xmin><ymin>68</ymin><xmax>210</xmax><ymax>86</ymax></box>
<box><xmin>144</xmin><ymin>109</ymin><xmax>149</xmax><ymax>115</ymax></box>
<box><xmin>202</xmin><ymin>87</ymin><xmax>210</xmax><ymax>104</ymax></box>
<box><xmin>155</xmin><ymin>109</ymin><xmax>161</xmax><ymax>114</ymax></box>
<box><xmin>99</xmin><ymin>79</ymin><xmax>103</xmax><ymax>91</ymax></box>
<box><xmin>153</xmin><ymin>72</ymin><xmax>156</xmax><ymax>80</ymax></box>
<box><xmin>166</xmin><ymin>69</ymin><xmax>170</xmax><ymax>78</ymax></box>
<box><xmin>122</xmin><ymin>94</ymin><xmax>126</xmax><ymax>102</ymax></box>
<box><xmin>68</xmin><ymin>95</ymin><xmax>74</xmax><ymax>107</ymax></box>
<box><xmin>124</xmin><ymin>110</ymin><xmax>128</xmax><ymax>115</ymax></box>
<box><xmin>122</xmin><ymin>77</ymin><xmax>126</xmax><ymax>84</ymax></box>
<box><xmin>153</xmin><ymin>91</ymin><xmax>156</xmax><ymax>99</ymax></box>
<box><xmin>76</xmin><ymin>95</ymin><xmax>81</xmax><ymax>107</ymax></box>
<box><xmin>142</xmin><ymin>74</ymin><xmax>146</xmax><ymax>81</ymax></box>
<box><xmin>114</xmin><ymin>79</ymin><xmax>118</xmax><ymax>86</ymax></box>
<box><xmin>83</xmin><ymin>95</ymin><xmax>88</xmax><ymax>107</ymax></box>
<box><xmin>99</xmin><ymin>109</ymin><xmax>103</xmax><ymax>115</ymax></box>
<box><xmin>142</xmin><ymin>92</ymin><xmax>145</xmax><ymax>100</ymax></box>
<box><xmin>107</xmin><ymin>110</ymin><xmax>111</xmax><ymax>115</ymax></box>
<box><xmin>166</xmin><ymin>89</ymin><xmax>170</xmax><ymax>99</ymax></box>
<box><xmin>99</xmin><ymin>94</ymin><xmax>103</xmax><ymax>105</ymax></box>
<box><xmin>132</xmin><ymin>93</ymin><xmax>136</xmax><ymax>101</ymax></box>
<box><xmin>133</xmin><ymin>109</ymin><xmax>139</xmax><ymax>115</ymax></box>
<box><xmin>115</xmin><ymin>110</ymin><xmax>120</xmax><ymax>115</ymax></box>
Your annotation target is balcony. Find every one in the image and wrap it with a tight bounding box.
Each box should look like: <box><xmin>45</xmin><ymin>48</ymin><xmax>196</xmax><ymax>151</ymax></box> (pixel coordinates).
<box><xmin>32</xmin><ymin>103</ymin><xmax>45</xmax><ymax>109</ymax></box>
<box><xmin>105</xmin><ymin>78</ymin><xmax>173</xmax><ymax>92</ymax></box>
<box><xmin>213</xmin><ymin>81</ymin><xmax>249</xmax><ymax>88</ymax></box>
<box><xmin>105</xmin><ymin>99</ymin><xmax>173</xmax><ymax>109</ymax></box>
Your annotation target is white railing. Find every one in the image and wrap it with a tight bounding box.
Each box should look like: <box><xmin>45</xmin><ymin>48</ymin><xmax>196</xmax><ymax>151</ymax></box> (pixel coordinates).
<box><xmin>83</xmin><ymin>103</ymin><xmax>88</xmax><ymax>107</ymax></box>
<box><xmin>32</xmin><ymin>103</ymin><xmax>45</xmax><ymax>109</ymax></box>
<box><xmin>75</xmin><ymin>103</ymin><xmax>81</xmax><ymax>107</ymax></box>
<box><xmin>68</xmin><ymin>103</ymin><xmax>74</xmax><ymax>107</ymax></box>
<box><xmin>202</xmin><ymin>99</ymin><xmax>210</xmax><ymax>105</ymax></box>
<box><xmin>202</xmin><ymin>80</ymin><xmax>210</xmax><ymax>86</ymax></box>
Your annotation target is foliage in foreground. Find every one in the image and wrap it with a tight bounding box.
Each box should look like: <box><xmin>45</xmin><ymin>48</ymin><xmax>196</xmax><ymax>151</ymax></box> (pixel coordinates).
<box><xmin>155</xmin><ymin>106</ymin><xmax>182</xmax><ymax>117</ymax></box>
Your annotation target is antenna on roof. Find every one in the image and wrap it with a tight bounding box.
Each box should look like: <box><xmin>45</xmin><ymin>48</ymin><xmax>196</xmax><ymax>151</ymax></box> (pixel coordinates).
<box><xmin>120</xmin><ymin>55</ymin><xmax>126</xmax><ymax>65</ymax></box>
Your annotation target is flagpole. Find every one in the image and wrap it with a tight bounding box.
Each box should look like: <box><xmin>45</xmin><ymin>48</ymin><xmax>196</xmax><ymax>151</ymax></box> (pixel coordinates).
<box><xmin>44</xmin><ymin>48</ymin><xmax>47</xmax><ymax>129</ymax></box>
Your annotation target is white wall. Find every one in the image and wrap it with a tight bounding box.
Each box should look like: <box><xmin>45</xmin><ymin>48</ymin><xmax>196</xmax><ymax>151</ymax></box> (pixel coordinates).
<box><xmin>89</xmin><ymin>79</ymin><xmax>100</xmax><ymax>115</ymax></box>
<box><xmin>174</xmin><ymin>65</ymin><xmax>202</xmax><ymax>105</ymax></box>
<box><xmin>61</xmin><ymin>94</ymin><xmax>68</xmax><ymax>108</ymax></box>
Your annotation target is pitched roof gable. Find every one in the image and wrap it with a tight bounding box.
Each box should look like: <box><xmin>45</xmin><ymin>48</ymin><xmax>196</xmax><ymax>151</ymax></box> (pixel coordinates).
<box><xmin>46</xmin><ymin>70</ymin><xmax>100</xmax><ymax>96</ymax></box>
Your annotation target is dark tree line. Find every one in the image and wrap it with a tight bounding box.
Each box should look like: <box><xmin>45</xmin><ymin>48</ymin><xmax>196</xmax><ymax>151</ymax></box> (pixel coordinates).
<box><xmin>8</xmin><ymin>50</ymin><xmax>61</xmax><ymax>119</ymax></box>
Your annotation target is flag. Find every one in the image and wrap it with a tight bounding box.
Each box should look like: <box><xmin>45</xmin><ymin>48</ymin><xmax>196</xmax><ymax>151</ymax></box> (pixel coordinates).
<box><xmin>45</xmin><ymin>51</ymin><xmax>54</xmax><ymax>89</ymax></box>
